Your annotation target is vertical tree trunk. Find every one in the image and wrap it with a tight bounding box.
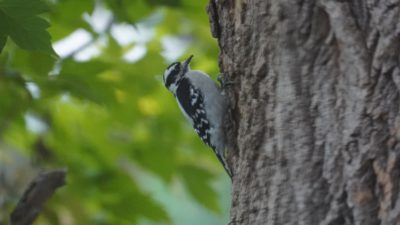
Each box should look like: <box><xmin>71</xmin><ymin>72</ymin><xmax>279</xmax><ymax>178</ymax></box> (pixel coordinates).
<box><xmin>208</xmin><ymin>0</ymin><xmax>400</xmax><ymax>224</ymax></box>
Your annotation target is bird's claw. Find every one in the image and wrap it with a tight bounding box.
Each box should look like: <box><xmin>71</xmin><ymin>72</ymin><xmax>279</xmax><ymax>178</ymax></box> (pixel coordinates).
<box><xmin>217</xmin><ymin>74</ymin><xmax>235</xmax><ymax>89</ymax></box>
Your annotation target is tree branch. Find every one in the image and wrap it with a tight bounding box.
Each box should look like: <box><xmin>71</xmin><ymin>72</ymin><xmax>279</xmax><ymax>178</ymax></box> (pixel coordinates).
<box><xmin>10</xmin><ymin>169</ymin><xmax>67</xmax><ymax>225</ymax></box>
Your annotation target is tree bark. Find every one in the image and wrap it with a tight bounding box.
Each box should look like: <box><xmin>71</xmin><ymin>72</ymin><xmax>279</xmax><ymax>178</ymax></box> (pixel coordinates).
<box><xmin>10</xmin><ymin>169</ymin><xmax>66</xmax><ymax>225</ymax></box>
<box><xmin>207</xmin><ymin>0</ymin><xmax>400</xmax><ymax>224</ymax></box>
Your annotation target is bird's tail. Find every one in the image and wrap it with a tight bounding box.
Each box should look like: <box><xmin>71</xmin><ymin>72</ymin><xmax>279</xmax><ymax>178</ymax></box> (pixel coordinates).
<box><xmin>214</xmin><ymin>148</ymin><xmax>232</xmax><ymax>178</ymax></box>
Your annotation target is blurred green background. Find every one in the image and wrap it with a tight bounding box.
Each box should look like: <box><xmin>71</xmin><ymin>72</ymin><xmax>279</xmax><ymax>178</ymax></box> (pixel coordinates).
<box><xmin>0</xmin><ymin>0</ymin><xmax>230</xmax><ymax>224</ymax></box>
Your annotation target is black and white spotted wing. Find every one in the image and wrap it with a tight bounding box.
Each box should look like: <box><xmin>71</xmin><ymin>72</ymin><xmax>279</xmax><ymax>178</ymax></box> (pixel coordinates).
<box><xmin>175</xmin><ymin>78</ymin><xmax>214</xmax><ymax>149</ymax></box>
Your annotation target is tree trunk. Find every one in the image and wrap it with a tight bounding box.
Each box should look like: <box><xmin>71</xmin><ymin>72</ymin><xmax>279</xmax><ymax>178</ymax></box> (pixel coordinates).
<box><xmin>207</xmin><ymin>0</ymin><xmax>400</xmax><ymax>224</ymax></box>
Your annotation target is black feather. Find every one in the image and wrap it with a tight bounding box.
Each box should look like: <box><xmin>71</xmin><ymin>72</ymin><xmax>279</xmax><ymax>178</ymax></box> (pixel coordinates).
<box><xmin>176</xmin><ymin>78</ymin><xmax>213</xmax><ymax>149</ymax></box>
<box><xmin>165</xmin><ymin>63</ymin><xmax>181</xmax><ymax>88</ymax></box>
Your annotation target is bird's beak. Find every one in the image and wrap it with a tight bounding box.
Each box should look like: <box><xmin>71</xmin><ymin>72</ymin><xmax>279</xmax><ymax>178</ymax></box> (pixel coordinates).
<box><xmin>183</xmin><ymin>55</ymin><xmax>193</xmax><ymax>71</ymax></box>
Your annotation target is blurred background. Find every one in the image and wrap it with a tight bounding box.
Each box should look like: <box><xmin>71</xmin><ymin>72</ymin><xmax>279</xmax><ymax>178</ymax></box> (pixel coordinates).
<box><xmin>0</xmin><ymin>0</ymin><xmax>230</xmax><ymax>224</ymax></box>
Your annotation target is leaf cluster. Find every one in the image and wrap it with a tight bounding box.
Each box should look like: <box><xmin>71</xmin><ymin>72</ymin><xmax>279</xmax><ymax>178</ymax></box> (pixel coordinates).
<box><xmin>0</xmin><ymin>0</ymin><xmax>229</xmax><ymax>224</ymax></box>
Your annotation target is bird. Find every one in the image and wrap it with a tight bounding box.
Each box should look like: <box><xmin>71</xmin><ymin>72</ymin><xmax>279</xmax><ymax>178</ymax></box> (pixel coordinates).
<box><xmin>163</xmin><ymin>55</ymin><xmax>232</xmax><ymax>177</ymax></box>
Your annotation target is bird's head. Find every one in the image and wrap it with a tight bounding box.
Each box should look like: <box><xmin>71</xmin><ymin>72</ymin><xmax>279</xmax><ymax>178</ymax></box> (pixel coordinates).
<box><xmin>163</xmin><ymin>55</ymin><xmax>193</xmax><ymax>93</ymax></box>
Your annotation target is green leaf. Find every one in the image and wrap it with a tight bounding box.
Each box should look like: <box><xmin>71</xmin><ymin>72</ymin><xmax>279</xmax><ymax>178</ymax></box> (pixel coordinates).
<box><xmin>125</xmin><ymin>189</ymin><xmax>170</xmax><ymax>222</ymax></box>
<box><xmin>10</xmin><ymin>48</ymin><xmax>56</xmax><ymax>76</ymax></box>
<box><xmin>69</xmin><ymin>169</ymin><xmax>170</xmax><ymax>223</ymax></box>
<box><xmin>0</xmin><ymin>0</ymin><xmax>55</xmax><ymax>55</ymax></box>
<box><xmin>7</xmin><ymin>16</ymin><xmax>53</xmax><ymax>53</ymax></box>
<box><xmin>148</xmin><ymin>0</ymin><xmax>182</xmax><ymax>7</ymax></box>
<box><xmin>50</xmin><ymin>0</ymin><xmax>94</xmax><ymax>26</ymax></box>
<box><xmin>0</xmin><ymin>73</ymin><xmax>31</xmax><ymax>132</ymax></box>
<box><xmin>0</xmin><ymin>0</ymin><xmax>49</xmax><ymax>17</ymax></box>
<box><xmin>48</xmin><ymin>0</ymin><xmax>94</xmax><ymax>40</ymax></box>
<box><xmin>42</xmin><ymin>60</ymin><xmax>117</xmax><ymax>104</ymax></box>
<box><xmin>0</xmin><ymin>29</ymin><xmax>6</xmax><ymax>53</ymax></box>
<box><xmin>180</xmin><ymin>165</ymin><xmax>220</xmax><ymax>213</ymax></box>
<box><xmin>106</xmin><ymin>0</ymin><xmax>151</xmax><ymax>23</ymax></box>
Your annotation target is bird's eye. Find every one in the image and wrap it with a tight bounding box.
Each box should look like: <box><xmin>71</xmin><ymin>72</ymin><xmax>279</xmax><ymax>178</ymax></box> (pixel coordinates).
<box><xmin>164</xmin><ymin>63</ymin><xmax>182</xmax><ymax>88</ymax></box>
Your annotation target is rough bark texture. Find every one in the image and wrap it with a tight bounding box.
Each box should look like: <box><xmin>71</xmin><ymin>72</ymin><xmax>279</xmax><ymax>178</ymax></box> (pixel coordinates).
<box><xmin>10</xmin><ymin>169</ymin><xmax>66</xmax><ymax>225</ymax></box>
<box><xmin>207</xmin><ymin>0</ymin><xmax>400</xmax><ymax>224</ymax></box>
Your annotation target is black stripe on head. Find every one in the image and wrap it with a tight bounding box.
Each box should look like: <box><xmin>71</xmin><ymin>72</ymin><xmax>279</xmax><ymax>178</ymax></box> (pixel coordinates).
<box><xmin>164</xmin><ymin>62</ymin><xmax>182</xmax><ymax>88</ymax></box>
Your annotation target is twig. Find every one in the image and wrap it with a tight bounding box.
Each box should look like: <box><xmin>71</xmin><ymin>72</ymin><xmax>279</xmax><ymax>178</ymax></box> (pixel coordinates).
<box><xmin>10</xmin><ymin>169</ymin><xmax>67</xmax><ymax>225</ymax></box>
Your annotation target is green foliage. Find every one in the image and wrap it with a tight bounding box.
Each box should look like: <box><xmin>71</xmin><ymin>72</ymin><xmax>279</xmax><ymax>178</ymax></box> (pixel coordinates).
<box><xmin>180</xmin><ymin>164</ymin><xmax>219</xmax><ymax>212</ymax></box>
<box><xmin>0</xmin><ymin>0</ymin><xmax>55</xmax><ymax>54</ymax></box>
<box><xmin>0</xmin><ymin>0</ymin><xmax>230</xmax><ymax>224</ymax></box>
